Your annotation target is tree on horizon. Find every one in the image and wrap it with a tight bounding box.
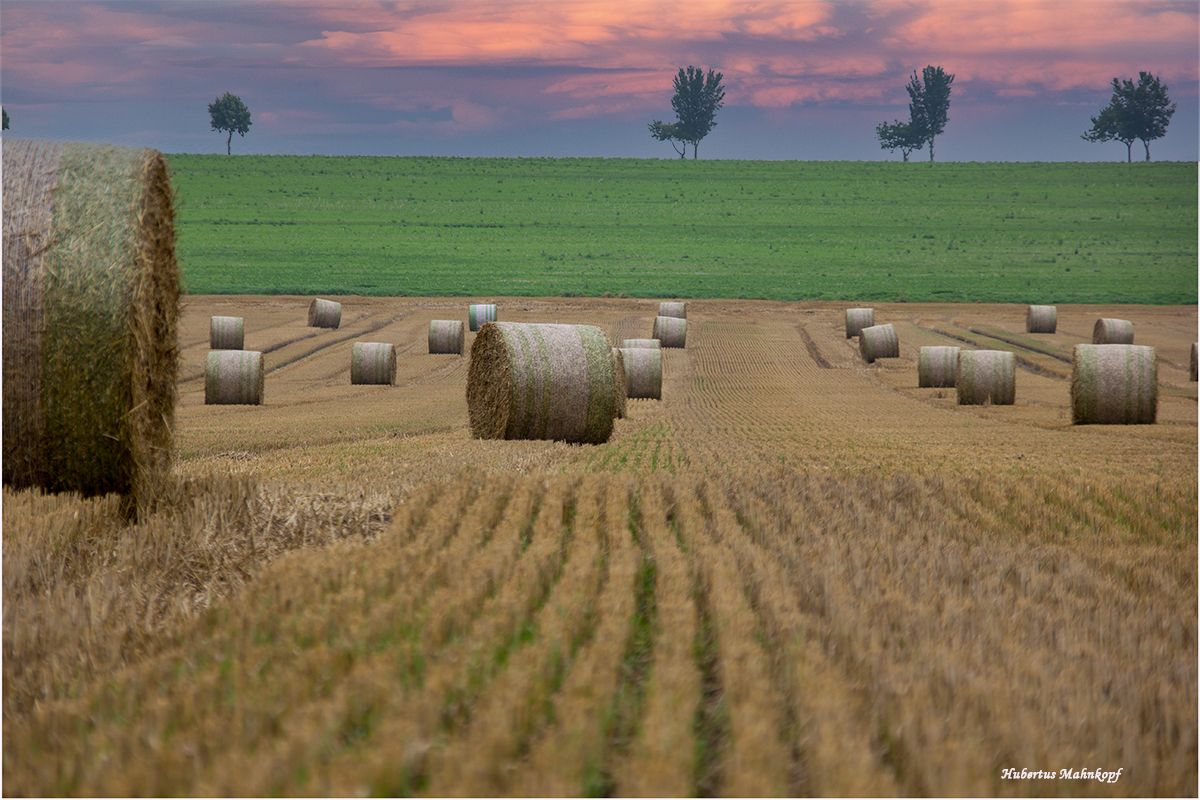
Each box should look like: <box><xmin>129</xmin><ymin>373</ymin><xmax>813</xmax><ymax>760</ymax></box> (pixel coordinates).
<box><xmin>208</xmin><ymin>92</ymin><xmax>252</xmax><ymax>155</ymax></box>
<box><xmin>1082</xmin><ymin>72</ymin><xmax>1176</xmax><ymax>162</ymax></box>
<box><xmin>648</xmin><ymin>67</ymin><xmax>725</xmax><ymax>159</ymax></box>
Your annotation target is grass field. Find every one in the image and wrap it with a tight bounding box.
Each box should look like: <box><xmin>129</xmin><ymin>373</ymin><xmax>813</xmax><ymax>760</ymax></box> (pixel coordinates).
<box><xmin>4</xmin><ymin>295</ymin><xmax>1196</xmax><ymax>796</ymax></box>
<box><xmin>167</xmin><ymin>156</ymin><xmax>1198</xmax><ymax>304</ymax></box>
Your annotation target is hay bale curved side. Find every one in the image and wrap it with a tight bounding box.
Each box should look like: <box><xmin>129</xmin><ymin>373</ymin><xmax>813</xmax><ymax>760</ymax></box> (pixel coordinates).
<box><xmin>1071</xmin><ymin>344</ymin><xmax>1157</xmax><ymax>424</ymax></box>
<box><xmin>620</xmin><ymin>347</ymin><xmax>663</xmax><ymax>400</ymax></box>
<box><xmin>622</xmin><ymin>338</ymin><xmax>661</xmax><ymax>349</ymax></box>
<box><xmin>428</xmin><ymin>319</ymin><xmax>465</xmax><ymax>355</ymax></box>
<box><xmin>658</xmin><ymin>301</ymin><xmax>687</xmax><ymax>319</ymax></box>
<box><xmin>351</xmin><ymin>342</ymin><xmax>397</xmax><ymax>386</ymax></box>
<box><xmin>205</xmin><ymin>351</ymin><xmax>264</xmax><ymax>405</ymax></box>
<box><xmin>652</xmin><ymin>315</ymin><xmax>687</xmax><ymax>348</ymax></box>
<box><xmin>859</xmin><ymin>323</ymin><xmax>899</xmax><ymax>363</ymax></box>
<box><xmin>612</xmin><ymin>348</ymin><xmax>628</xmax><ymax>419</ymax></box>
<box><xmin>957</xmin><ymin>350</ymin><xmax>1016</xmax><ymax>405</ymax></box>
<box><xmin>210</xmin><ymin>316</ymin><xmax>244</xmax><ymax>350</ymax></box>
<box><xmin>918</xmin><ymin>346</ymin><xmax>961</xmax><ymax>388</ymax></box>
<box><xmin>845</xmin><ymin>308</ymin><xmax>875</xmax><ymax>338</ymax></box>
<box><xmin>1092</xmin><ymin>318</ymin><xmax>1133</xmax><ymax>344</ymax></box>
<box><xmin>308</xmin><ymin>298</ymin><xmax>342</xmax><ymax>329</ymax></box>
<box><xmin>1026</xmin><ymin>305</ymin><xmax>1057</xmax><ymax>334</ymax></box>
<box><xmin>468</xmin><ymin>322</ymin><xmax>616</xmax><ymax>444</ymax></box>
<box><xmin>2</xmin><ymin>139</ymin><xmax>181</xmax><ymax>513</ymax></box>
<box><xmin>469</xmin><ymin>303</ymin><xmax>497</xmax><ymax>332</ymax></box>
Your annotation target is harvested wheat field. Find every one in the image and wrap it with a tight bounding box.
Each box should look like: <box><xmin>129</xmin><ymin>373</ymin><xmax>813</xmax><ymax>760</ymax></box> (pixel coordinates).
<box><xmin>4</xmin><ymin>296</ymin><xmax>1197</xmax><ymax>797</ymax></box>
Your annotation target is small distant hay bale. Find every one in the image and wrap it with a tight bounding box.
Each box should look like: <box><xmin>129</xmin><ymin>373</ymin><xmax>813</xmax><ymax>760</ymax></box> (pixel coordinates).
<box><xmin>622</xmin><ymin>338</ymin><xmax>660</xmax><ymax>349</ymax></box>
<box><xmin>210</xmin><ymin>316</ymin><xmax>244</xmax><ymax>350</ymax></box>
<box><xmin>469</xmin><ymin>303</ymin><xmax>497</xmax><ymax>332</ymax></box>
<box><xmin>428</xmin><ymin>319</ymin><xmax>465</xmax><ymax>354</ymax></box>
<box><xmin>957</xmin><ymin>350</ymin><xmax>1016</xmax><ymax>406</ymax></box>
<box><xmin>653</xmin><ymin>315</ymin><xmax>687</xmax><ymax>348</ymax></box>
<box><xmin>859</xmin><ymin>323</ymin><xmax>899</xmax><ymax>362</ymax></box>
<box><xmin>1092</xmin><ymin>318</ymin><xmax>1133</xmax><ymax>344</ymax></box>
<box><xmin>205</xmin><ymin>350</ymin><xmax>264</xmax><ymax>405</ymax></box>
<box><xmin>620</xmin><ymin>347</ymin><xmax>663</xmax><ymax>400</ymax></box>
<box><xmin>1071</xmin><ymin>344</ymin><xmax>1157</xmax><ymax>424</ymax></box>
<box><xmin>918</xmin><ymin>346</ymin><xmax>961</xmax><ymax>388</ymax></box>
<box><xmin>2</xmin><ymin>139</ymin><xmax>181</xmax><ymax>515</ymax></box>
<box><xmin>1191</xmin><ymin>342</ymin><xmax>1198</xmax><ymax>382</ymax></box>
<box><xmin>468</xmin><ymin>322</ymin><xmax>616</xmax><ymax>444</ymax></box>
<box><xmin>308</xmin><ymin>298</ymin><xmax>341</xmax><ymax>329</ymax></box>
<box><xmin>351</xmin><ymin>342</ymin><xmax>397</xmax><ymax>386</ymax></box>
<box><xmin>1026</xmin><ymin>305</ymin><xmax>1057</xmax><ymax>333</ymax></box>
<box><xmin>845</xmin><ymin>308</ymin><xmax>875</xmax><ymax>338</ymax></box>
<box><xmin>612</xmin><ymin>348</ymin><xmax>628</xmax><ymax>418</ymax></box>
<box><xmin>659</xmin><ymin>301</ymin><xmax>687</xmax><ymax>319</ymax></box>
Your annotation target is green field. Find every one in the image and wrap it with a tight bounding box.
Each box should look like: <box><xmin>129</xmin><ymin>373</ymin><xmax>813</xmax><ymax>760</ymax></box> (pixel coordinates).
<box><xmin>167</xmin><ymin>155</ymin><xmax>1197</xmax><ymax>304</ymax></box>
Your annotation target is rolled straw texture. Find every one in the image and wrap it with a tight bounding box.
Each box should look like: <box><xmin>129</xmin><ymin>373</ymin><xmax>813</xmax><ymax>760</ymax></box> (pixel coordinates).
<box><xmin>210</xmin><ymin>316</ymin><xmax>244</xmax><ymax>350</ymax></box>
<box><xmin>428</xmin><ymin>319</ymin><xmax>465</xmax><ymax>355</ymax></box>
<box><xmin>1092</xmin><ymin>318</ymin><xmax>1133</xmax><ymax>344</ymax></box>
<box><xmin>1191</xmin><ymin>343</ymin><xmax>1197</xmax><ymax>382</ymax></box>
<box><xmin>918</xmin><ymin>346</ymin><xmax>961</xmax><ymax>388</ymax></box>
<box><xmin>308</xmin><ymin>298</ymin><xmax>342</xmax><ymax>329</ymax></box>
<box><xmin>957</xmin><ymin>350</ymin><xmax>1016</xmax><ymax>406</ymax></box>
<box><xmin>612</xmin><ymin>348</ymin><xmax>628</xmax><ymax>419</ymax></box>
<box><xmin>351</xmin><ymin>342</ymin><xmax>397</xmax><ymax>386</ymax></box>
<box><xmin>467</xmin><ymin>322</ymin><xmax>616</xmax><ymax>444</ymax></box>
<box><xmin>658</xmin><ymin>301</ymin><xmax>687</xmax><ymax>319</ymax></box>
<box><xmin>653</xmin><ymin>315</ymin><xmax>687</xmax><ymax>348</ymax></box>
<box><xmin>205</xmin><ymin>351</ymin><xmax>264</xmax><ymax>405</ymax></box>
<box><xmin>845</xmin><ymin>308</ymin><xmax>875</xmax><ymax>338</ymax></box>
<box><xmin>469</xmin><ymin>303</ymin><xmax>497</xmax><ymax>332</ymax></box>
<box><xmin>1026</xmin><ymin>305</ymin><xmax>1057</xmax><ymax>334</ymax></box>
<box><xmin>2</xmin><ymin>139</ymin><xmax>181</xmax><ymax>514</ymax></box>
<box><xmin>620</xmin><ymin>347</ymin><xmax>663</xmax><ymax>400</ymax></box>
<box><xmin>859</xmin><ymin>323</ymin><xmax>899</xmax><ymax>363</ymax></box>
<box><xmin>1071</xmin><ymin>344</ymin><xmax>1157</xmax><ymax>425</ymax></box>
<box><xmin>622</xmin><ymin>338</ymin><xmax>661</xmax><ymax>349</ymax></box>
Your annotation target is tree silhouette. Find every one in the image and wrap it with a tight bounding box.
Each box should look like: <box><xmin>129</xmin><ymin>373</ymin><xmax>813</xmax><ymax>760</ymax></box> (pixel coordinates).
<box><xmin>1083</xmin><ymin>72</ymin><xmax>1176</xmax><ymax>162</ymax></box>
<box><xmin>208</xmin><ymin>92</ymin><xmax>252</xmax><ymax>155</ymax></box>
<box><xmin>649</xmin><ymin>67</ymin><xmax>725</xmax><ymax>159</ymax></box>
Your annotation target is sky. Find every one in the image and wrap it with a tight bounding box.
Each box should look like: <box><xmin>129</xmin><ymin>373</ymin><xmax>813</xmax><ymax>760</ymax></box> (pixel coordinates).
<box><xmin>1</xmin><ymin>0</ymin><xmax>1197</xmax><ymax>161</ymax></box>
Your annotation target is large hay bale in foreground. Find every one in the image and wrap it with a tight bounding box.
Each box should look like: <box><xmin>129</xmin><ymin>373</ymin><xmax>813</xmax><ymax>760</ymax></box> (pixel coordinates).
<box><xmin>622</xmin><ymin>338</ymin><xmax>660</xmax><ymax>349</ymax></box>
<box><xmin>659</xmin><ymin>301</ymin><xmax>687</xmax><ymax>319</ymax></box>
<box><xmin>469</xmin><ymin>303</ymin><xmax>497</xmax><ymax>332</ymax></box>
<box><xmin>2</xmin><ymin>139</ymin><xmax>181</xmax><ymax>513</ymax></box>
<box><xmin>210</xmin><ymin>316</ymin><xmax>244</xmax><ymax>350</ymax></box>
<box><xmin>957</xmin><ymin>350</ymin><xmax>1016</xmax><ymax>406</ymax></box>
<box><xmin>653</xmin><ymin>315</ymin><xmax>687</xmax><ymax>348</ymax></box>
<box><xmin>205</xmin><ymin>350</ymin><xmax>264</xmax><ymax>405</ymax></box>
<box><xmin>1071</xmin><ymin>344</ymin><xmax>1157</xmax><ymax>424</ymax></box>
<box><xmin>1026</xmin><ymin>305</ymin><xmax>1057</xmax><ymax>334</ymax></box>
<box><xmin>428</xmin><ymin>320</ymin><xmax>465</xmax><ymax>355</ymax></box>
<box><xmin>468</xmin><ymin>322</ymin><xmax>617</xmax><ymax>444</ymax></box>
<box><xmin>1191</xmin><ymin>343</ymin><xmax>1198</xmax><ymax>382</ymax></box>
<box><xmin>1092</xmin><ymin>317</ymin><xmax>1133</xmax><ymax>344</ymax></box>
<box><xmin>308</xmin><ymin>298</ymin><xmax>341</xmax><ymax>329</ymax></box>
<box><xmin>612</xmin><ymin>348</ymin><xmax>628</xmax><ymax>419</ymax></box>
<box><xmin>859</xmin><ymin>323</ymin><xmax>899</xmax><ymax>363</ymax></box>
<box><xmin>845</xmin><ymin>307</ymin><xmax>875</xmax><ymax>338</ymax></box>
<box><xmin>620</xmin><ymin>347</ymin><xmax>663</xmax><ymax>400</ymax></box>
<box><xmin>918</xmin><ymin>346</ymin><xmax>961</xmax><ymax>388</ymax></box>
<box><xmin>351</xmin><ymin>342</ymin><xmax>397</xmax><ymax>386</ymax></box>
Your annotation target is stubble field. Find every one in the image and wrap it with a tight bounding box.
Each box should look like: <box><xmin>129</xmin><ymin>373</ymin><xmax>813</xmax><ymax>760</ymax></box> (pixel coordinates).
<box><xmin>4</xmin><ymin>295</ymin><xmax>1197</xmax><ymax>796</ymax></box>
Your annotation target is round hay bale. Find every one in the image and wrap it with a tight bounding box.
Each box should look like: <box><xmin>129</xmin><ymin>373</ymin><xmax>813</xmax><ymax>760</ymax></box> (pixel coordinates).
<box><xmin>622</xmin><ymin>338</ymin><xmax>661</xmax><ymax>349</ymax></box>
<box><xmin>845</xmin><ymin>307</ymin><xmax>875</xmax><ymax>339</ymax></box>
<box><xmin>1191</xmin><ymin>342</ymin><xmax>1197</xmax><ymax>382</ymax></box>
<box><xmin>469</xmin><ymin>303</ymin><xmax>497</xmax><ymax>332</ymax></box>
<box><xmin>918</xmin><ymin>346</ymin><xmax>961</xmax><ymax>388</ymax></box>
<box><xmin>652</xmin><ymin>315</ymin><xmax>687</xmax><ymax>348</ymax></box>
<box><xmin>210</xmin><ymin>316</ymin><xmax>244</xmax><ymax>350</ymax></box>
<box><xmin>2</xmin><ymin>139</ymin><xmax>181</xmax><ymax>514</ymax></box>
<box><xmin>658</xmin><ymin>301</ymin><xmax>687</xmax><ymax>319</ymax></box>
<box><xmin>859</xmin><ymin>323</ymin><xmax>899</xmax><ymax>363</ymax></box>
<box><xmin>1071</xmin><ymin>344</ymin><xmax>1157</xmax><ymax>424</ymax></box>
<box><xmin>1092</xmin><ymin>317</ymin><xmax>1133</xmax><ymax>344</ymax></box>
<box><xmin>1026</xmin><ymin>305</ymin><xmax>1057</xmax><ymax>334</ymax></box>
<box><xmin>428</xmin><ymin>319</ymin><xmax>465</xmax><ymax>355</ymax></box>
<box><xmin>308</xmin><ymin>298</ymin><xmax>341</xmax><ymax>329</ymax></box>
<box><xmin>620</xmin><ymin>347</ymin><xmax>663</xmax><ymax>400</ymax></box>
<box><xmin>351</xmin><ymin>342</ymin><xmax>397</xmax><ymax>386</ymax></box>
<box><xmin>956</xmin><ymin>350</ymin><xmax>1016</xmax><ymax>406</ymax></box>
<box><xmin>612</xmin><ymin>348</ymin><xmax>628</xmax><ymax>419</ymax></box>
<box><xmin>467</xmin><ymin>322</ymin><xmax>616</xmax><ymax>444</ymax></box>
<box><xmin>205</xmin><ymin>350</ymin><xmax>264</xmax><ymax>405</ymax></box>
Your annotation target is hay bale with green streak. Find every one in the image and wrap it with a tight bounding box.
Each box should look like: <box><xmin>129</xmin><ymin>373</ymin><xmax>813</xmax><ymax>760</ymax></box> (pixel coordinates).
<box><xmin>653</xmin><ymin>315</ymin><xmax>687</xmax><ymax>348</ymax></box>
<box><xmin>620</xmin><ymin>347</ymin><xmax>663</xmax><ymax>400</ymax></box>
<box><xmin>351</xmin><ymin>342</ymin><xmax>397</xmax><ymax>386</ymax></box>
<box><xmin>467</xmin><ymin>322</ymin><xmax>616</xmax><ymax>444</ymax></box>
<box><xmin>859</xmin><ymin>323</ymin><xmax>898</xmax><ymax>362</ymax></box>
<box><xmin>957</xmin><ymin>350</ymin><xmax>1016</xmax><ymax>406</ymax></box>
<box><xmin>845</xmin><ymin>307</ymin><xmax>874</xmax><ymax>338</ymax></box>
<box><xmin>622</xmin><ymin>338</ymin><xmax>660</xmax><ymax>349</ymax></box>
<box><xmin>1026</xmin><ymin>305</ymin><xmax>1057</xmax><ymax>333</ymax></box>
<box><xmin>308</xmin><ymin>298</ymin><xmax>341</xmax><ymax>329</ymax></box>
<box><xmin>205</xmin><ymin>350</ymin><xmax>264</xmax><ymax>405</ymax></box>
<box><xmin>2</xmin><ymin>139</ymin><xmax>181</xmax><ymax>515</ymax></box>
<box><xmin>918</xmin><ymin>346</ymin><xmax>960</xmax><ymax>388</ymax></box>
<box><xmin>210</xmin><ymin>316</ymin><xmax>244</xmax><ymax>350</ymax></box>
<box><xmin>469</xmin><ymin>303</ymin><xmax>497</xmax><ymax>332</ymax></box>
<box><xmin>612</xmin><ymin>348</ymin><xmax>628</xmax><ymax>418</ymax></box>
<box><xmin>1092</xmin><ymin>318</ymin><xmax>1133</xmax><ymax>344</ymax></box>
<box><xmin>658</xmin><ymin>301</ymin><xmax>687</xmax><ymax>319</ymax></box>
<box><xmin>429</xmin><ymin>319</ymin><xmax>465</xmax><ymax>354</ymax></box>
<box><xmin>1071</xmin><ymin>344</ymin><xmax>1157</xmax><ymax>424</ymax></box>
